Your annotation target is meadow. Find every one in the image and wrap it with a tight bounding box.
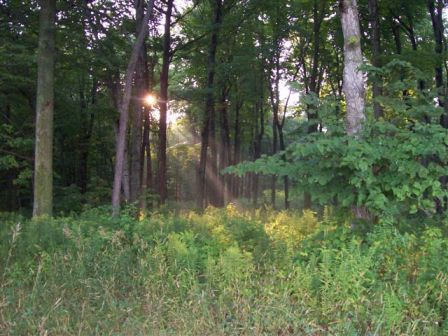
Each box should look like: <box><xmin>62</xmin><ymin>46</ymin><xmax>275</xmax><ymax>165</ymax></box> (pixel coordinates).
<box><xmin>1</xmin><ymin>206</ymin><xmax>447</xmax><ymax>335</ymax></box>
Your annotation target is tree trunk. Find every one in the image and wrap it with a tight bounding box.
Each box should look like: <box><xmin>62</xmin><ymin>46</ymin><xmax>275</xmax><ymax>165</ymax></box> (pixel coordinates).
<box><xmin>112</xmin><ymin>0</ymin><xmax>154</xmax><ymax>216</ymax></box>
<box><xmin>368</xmin><ymin>0</ymin><xmax>383</xmax><ymax>119</ymax></box>
<box><xmin>157</xmin><ymin>0</ymin><xmax>174</xmax><ymax>205</ymax></box>
<box><xmin>33</xmin><ymin>0</ymin><xmax>56</xmax><ymax>218</ymax></box>
<box><xmin>129</xmin><ymin>0</ymin><xmax>148</xmax><ymax>203</ymax></box>
<box><xmin>428</xmin><ymin>0</ymin><xmax>447</xmax><ymax>126</ymax></box>
<box><xmin>340</xmin><ymin>0</ymin><xmax>368</xmax><ymax>222</ymax></box>
<box><xmin>231</xmin><ymin>100</ymin><xmax>242</xmax><ymax>200</ymax></box>
<box><xmin>197</xmin><ymin>0</ymin><xmax>223</xmax><ymax>209</ymax></box>
<box><xmin>304</xmin><ymin>0</ymin><xmax>326</xmax><ymax>209</ymax></box>
<box><xmin>340</xmin><ymin>0</ymin><xmax>366</xmax><ymax>136</ymax></box>
<box><xmin>140</xmin><ymin>54</ymin><xmax>156</xmax><ymax>210</ymax></box>
<box><xmin>218</xmin><ymin>89</ymin><xmax>230</xmax><ymax>206</ymax></box>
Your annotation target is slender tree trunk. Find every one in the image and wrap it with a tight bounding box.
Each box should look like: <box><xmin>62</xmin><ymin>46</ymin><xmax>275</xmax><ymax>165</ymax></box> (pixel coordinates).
<box><xmin>197</xmin><ymin>0</ymin><xmax>223</xmax><ymax>208</ymax></box>
<box><xmin>33</xmin><ymin>0</ymin><xmax>56</xmax><ymax>218</ymax></box>
<box><xmin>428</xmin><ymin>0</ymin><xmax>447</xmax><ymax>125</ymax></box>
<box><xmin>269</xmin><ymin>51</ymin><xmax>280</xmax><ymax>209</ymax></box>
<box><xmin>368</xmin><ymin>0</ymin><xmax>383</xmax><ymax>119</ymax></box>
<box><xmin>232</xmin><ymin>101</ymin><xmax>242</xmax><ymax>200</ymax></box>
<box><xmin>157</xmin><ymin>0</ymin><xmax>173</xmax><ymax>205</ymax></box>
<box><xmin>277</xmin><ymin>125</ymin><xmax>289</xmax><ymax>209</ymax></box>
<box><xmin>428</xmin><ymin>0</ymin><xmax>448</xmax><ymax>213</ymax></box>
<box><xmin>140</xmin><ymin>54</ymin><xmax>155</xmax><ymax>210</ymax></box>
<box><xmin>252</xmin><ymin>96</ymin><xmax>265</xmax><ymax>207</ymax></box>
<box><xmin>78</xmin><ymin>78</ymin><xmax>97</xmax><ymax>194</ymax></box>
<box><xmin>218</xmin><ymin>90</ymin><xmax>230</xmax><ymax>206</ymax></box>
<box><xmin>112</xmin><ymin>0</ymin><xmax>154</xmax><ymax>216</ymax></box>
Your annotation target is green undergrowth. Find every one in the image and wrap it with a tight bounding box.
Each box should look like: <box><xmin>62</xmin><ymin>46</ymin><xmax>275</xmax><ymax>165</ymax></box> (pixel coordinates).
<box><xmin>0</xmin><ymin>206</ymin><xmax>447</xmax><ymax>335</ymax></box>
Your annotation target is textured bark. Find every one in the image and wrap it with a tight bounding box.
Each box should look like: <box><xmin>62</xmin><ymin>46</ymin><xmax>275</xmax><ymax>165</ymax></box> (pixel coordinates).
<box><xmin>340</xmin><ymin>0</ymin><xmax>369</xmax><ymax>222</ymax></box>
<box><xmin>157</xmin><ymin>0</ymin><xmax>174</xmax><ymax>205</ymax></box>
<box><xmin>112</xmin><ymin>0</ymin><xmax>154</xmax><ymax>216</ymax></box>
<box><xmin>33</xmin><ymin>0</ymin><xmax>56</xmax><ymax>218</ymax></box>
<box><xmin>197</xmin><ymin>0</ymin><xmax>223</xmax><ymax>208</ymax></box>
<box><xmin>368</xmin><ymin>0</ymin><xmax>383</xmax><ymax>119</ymax></box>
<box><xmin>340</xmin><ymin>0</ymin><xmax>365</xmax><ymax>136</ymax></box>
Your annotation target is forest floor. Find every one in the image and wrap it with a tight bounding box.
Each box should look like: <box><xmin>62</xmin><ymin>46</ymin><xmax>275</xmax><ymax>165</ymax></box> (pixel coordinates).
<box><xmin>0</xmin><ymin>206</ymin><xmax>447</xmax><ymax>335</ymax></box>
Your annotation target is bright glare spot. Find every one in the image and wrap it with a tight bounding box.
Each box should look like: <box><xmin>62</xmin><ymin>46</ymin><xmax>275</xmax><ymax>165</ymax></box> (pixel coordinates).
<box><xmin>144</xmin><ymin>94</ymin><xmax>157</xmax><ymax>106</ymax></box>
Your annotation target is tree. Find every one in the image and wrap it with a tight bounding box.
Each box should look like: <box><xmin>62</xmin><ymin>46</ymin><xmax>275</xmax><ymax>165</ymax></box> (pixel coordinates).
<box><xmin>157</xmin><ymin>0</ymin><xmax>174</xmax><ymax>205</ymax></box>
<box><xmin>197</xmin><ymin>0</ymin><xmax>224</xmax><ymax>208</ymax></box>
<box><xmin>340</xmin><ymin>0</ymin><xmax>369</xmax><ymax>220</ymax></box>
<box><xmin>340</xmin><ymin>0</ymin><xmax>365</xmax><ymax>136</ymax></box>
<box><xmin>112</xmin><ymin>0</ymin><xmax>154</xmax><ymax>216</ymax></box>
<box><xmin>33</xmin><ymin>0</ymin><xmax>56</xmax><ymax>218</ymax></box>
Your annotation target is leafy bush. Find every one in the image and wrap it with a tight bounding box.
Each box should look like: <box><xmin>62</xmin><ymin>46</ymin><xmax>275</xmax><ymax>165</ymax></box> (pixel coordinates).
<box><xmin>228</xmin><ymin>121</ymin><xmax>448</xmax><ymax>221</ymax></box>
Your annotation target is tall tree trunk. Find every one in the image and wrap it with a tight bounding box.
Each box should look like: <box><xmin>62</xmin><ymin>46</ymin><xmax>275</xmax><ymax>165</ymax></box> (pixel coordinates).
<box><xmin>304</xmin><ymin>0</ymin><xmax>326</xmax><ymax>209</ymax></box>
<box><xmin>157</xmin><ymin>0</ymin><xmax>174</xmax><ymax>205</ymax></box>
<box><xmin>78</xmin><ymin>77</ymin><xmax>97</xmax><ymax>194</ymax></box>
<box><xmin>140</xmin><ymin>54</ymin><xmax>156</xmax><ymax>210</ymax></box>
<box><xmin>231</xmin><ymin>100</ymin><xmax>242</xmax><ymax>200</ymax></box>
<box><xmin>197</xmin><ymin>0</ymin><xmax>223</xmax><ymax>208</ymax></box>
<box><xmin>33</xmin><ymin>0</ymin><xmax>56</xmax><ymax>218</ymax></box>
<box><xmin>368</xmin><ymin>0</ymin><xmax>383</xmax><ymax>119</ymax></box>
<box><xmin>253</xmin><ymin>95</ymin><xmax>265</xmax><ymax>207</ymax></box>
<box><xmin>112</xmin><ymin>0</ymin><xmax>154</xmax><ymax>216</ymax></box>
<box><xmin>340</xmin><ymin>0</ymin><xmax>368</xmax><ymax>222</ymax></box>
<box><xmin>218</xmin><ymin>89</ymin><xmax>230</xmax><ymax>206</ymax></box>
<box><xmin>428</xmin><ymin>0</ymin><xmax>447</xmax><ymax>213</ymax></box>
<box><xmin>129</xmin><ymin>0</ymin><xmax>148</xmax><ymax>203</ymax></box>
<box><xmin>269</xmin><ymin>49</ymin><xmax>280</xmax><ymax>209</ymax></box>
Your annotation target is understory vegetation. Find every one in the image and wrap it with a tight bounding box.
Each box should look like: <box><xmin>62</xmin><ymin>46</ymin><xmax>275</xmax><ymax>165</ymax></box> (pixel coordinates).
<box><xmin>1</xmin><ymin>207</ymin><xmax>447</xmax><ymax>335</ymax></box>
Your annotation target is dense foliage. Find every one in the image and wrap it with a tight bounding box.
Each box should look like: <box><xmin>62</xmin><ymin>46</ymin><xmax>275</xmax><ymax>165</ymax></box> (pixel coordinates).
<box><xmin>1</xmin><ymin>208</ymin><xmax>448</xmax><ymax>334</ymax></box>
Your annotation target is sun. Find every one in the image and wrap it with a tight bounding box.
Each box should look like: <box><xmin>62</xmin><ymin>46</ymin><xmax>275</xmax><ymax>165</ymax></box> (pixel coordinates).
<box><xmin>144</xmin><ymin>94</ymin><xmax>157</xmax><ymax>107</ymax></box>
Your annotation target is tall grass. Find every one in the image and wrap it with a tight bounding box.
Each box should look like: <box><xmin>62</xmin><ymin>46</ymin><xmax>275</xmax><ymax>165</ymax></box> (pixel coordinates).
<box><xmin>0</xmin><ymin>207</ymin><xmax>447</xmax><ymax>335</ymax></box>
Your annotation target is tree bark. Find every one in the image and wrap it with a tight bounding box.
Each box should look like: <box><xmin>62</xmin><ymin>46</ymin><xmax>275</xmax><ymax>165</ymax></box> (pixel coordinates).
<box><xmin>129</xmin><ymin>0</ymin><xmax>148</xmax><ymax>203</ymax></box>
<box><xmin>340</xmin><ymin>0</ymin><xmax>369</xmax><ymax>222</ymax></box>
<box><xmin>340</xmin><ymin>0</ymin><xmax>366</xmax><ymax>136</ymax></box>
<box><xmin>157</xmin><ymin>0</ymin><xmax>174</xmax><ymax>205</ymax></box>
<box><xmin>33</xmin><ymin>0</ymin><xmax>56</xmax><ymax>218</ymax></box>
<box><xmin>112</xmin><ymin>0</ymin><xmax>154</xmax><ymax>216</ymax></box>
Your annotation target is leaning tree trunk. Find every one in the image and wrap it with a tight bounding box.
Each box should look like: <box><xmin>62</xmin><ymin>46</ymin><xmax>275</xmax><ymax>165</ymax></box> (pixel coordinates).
<box><xmin>33</xmin><ymin>0</ymin><xmax>56</xmax><ymax>218</ymax></box>
<box><xmin>112</xmin><ymin>0</ymin><xmax>154</xmax><ymax>216</ymax></box>
<box><xmin>340</xmin><ymin>0</ymin><xmax>369</xmax><ymax>221</ymax></box>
